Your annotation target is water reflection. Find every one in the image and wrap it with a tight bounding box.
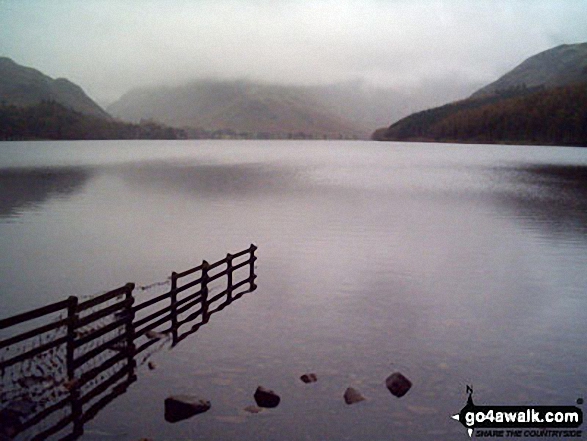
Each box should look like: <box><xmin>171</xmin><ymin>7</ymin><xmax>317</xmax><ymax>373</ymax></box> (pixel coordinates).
<box><xmin>0</xmin><ymin>167</ymin><xmax>93</xmax><ymax>218</ymax></box>
<box><xmin>492</xmin><ymin>164</ymin><xmax>587</xmax><ymax>241</ymax></box>
<box><xmin>114</xmin><ymin>162</ymin><xmax>307</xmax><ymax>198</ymax></box>
<box><xmin>0</xmin><ymin>274</ymin><xmax>256</xmax><ymax>440</ymax></box>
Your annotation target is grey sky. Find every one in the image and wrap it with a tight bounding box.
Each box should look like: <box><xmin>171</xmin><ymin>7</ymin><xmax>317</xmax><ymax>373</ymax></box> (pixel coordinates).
<box><xmin>1</xmin><ymin>0</ymin><xmax>586</xmax><ymax>105</ymax></box>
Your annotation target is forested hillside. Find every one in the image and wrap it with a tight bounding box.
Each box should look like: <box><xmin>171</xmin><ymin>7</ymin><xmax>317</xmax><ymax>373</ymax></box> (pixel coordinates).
<box><xmin>373</xmin><ymin>84</ymin><xmax>587</xmax><ymax>146</ymax></box>
<box><xmin>0</xmin><ymin>101</ymin><xmax>185</xmax><ymax>140</ymax></box>
<box><xmin>373</xmin><ymin>42</ymin><xmax>587</xmax><ymax>147</ymax></box>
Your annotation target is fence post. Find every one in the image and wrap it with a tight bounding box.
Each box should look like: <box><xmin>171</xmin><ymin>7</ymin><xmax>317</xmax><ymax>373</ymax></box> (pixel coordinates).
<box><xmin>170</xmin><ymin>272</ymin><xmax>178</xmax><ymax>346</ymax></box>
<box><xmin>66</xmin><ymin>296</ymin><xmax>83</xmax><ymax>437</ymax></box>
<box><xmin>66</xmin><ymin>296</ymin><xmax>78</xmax><ymax>381</ymax></box>
<box><xmin>249</xmin><ymin>244</ymin><xmax>257</xmax><ymax>291</ymax></box>
<box><xmin>201</xmin><ymin>260</ymin><xmax>209</xmax><ymax>323</ymax></box>
<box><xmin>226</xmin><ymin>253</ymin><xmax>233</xmax><ymax>301</ymax></box>
<box><xmin>124</xmin><ymin>283</ymin><xmax>136</xmax><ymax>382</ymax></box>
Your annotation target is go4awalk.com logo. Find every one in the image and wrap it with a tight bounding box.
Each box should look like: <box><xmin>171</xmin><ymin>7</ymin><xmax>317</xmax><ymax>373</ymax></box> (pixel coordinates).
<box><xmin>451</xmin><ymin>386</ymin><xmax>583</xmax><ymax>438</ymax></box>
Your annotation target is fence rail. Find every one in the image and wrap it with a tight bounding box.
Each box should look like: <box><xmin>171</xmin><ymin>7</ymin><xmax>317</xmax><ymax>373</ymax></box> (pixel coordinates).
<box><xmin>0</xmin><ymin>244</ymin><xmax>257</xmax><ymax>440</ymax></box>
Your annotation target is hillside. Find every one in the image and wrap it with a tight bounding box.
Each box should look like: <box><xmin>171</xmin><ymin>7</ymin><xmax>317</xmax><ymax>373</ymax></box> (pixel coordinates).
<box><xmin>372</xmin><ymin>85</ymin><xmax>587</xmax><ymax>146</ymax></box>
<box><xmin>373</xmin><ymin>42</ymin><xmax>587</xmax><ymax>146</ymax></box>
<box><xmin>108</xmin><ymin>80</ymin><xmax>367</xmax><ymax>139</ymax></box>
<box><xmin>0</xmin><ymin>57</ymin><xmax>109</xmax><ymax>119</ymax></box>
<box><xmin>0</xmin><ymin>101</ymin><xmax>186</xmax><ymax>140</ymax></box>
<box><xmin>472</xmin><ymin>43</ymin><xmax>587</xmax><ymax>98</ymax></box>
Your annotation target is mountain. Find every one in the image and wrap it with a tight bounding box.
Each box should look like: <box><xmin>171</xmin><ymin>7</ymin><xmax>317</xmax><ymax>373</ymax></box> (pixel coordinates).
<box><xmin>472</xmin><ymin>43</ymin><xmax>587</xmax><ymax>98</ymax></box>
<box><xmin>108</xmin><ymin>80</ymin><xmax>368</xmax><ymax>139</ymax></box>
<box><xmin>373</xmin><ymin>42</ymin><xmax>587</xmax><ymax>146</ymax></box>
<box><xmin>0</xmin><ymin>57</ymin><xmax>109</xmax><ymax>119</ymax></box>
<box><xmin>107</xmin><ymin>79</ymin><xmax>477</xmax><ymax>140</ymax></box>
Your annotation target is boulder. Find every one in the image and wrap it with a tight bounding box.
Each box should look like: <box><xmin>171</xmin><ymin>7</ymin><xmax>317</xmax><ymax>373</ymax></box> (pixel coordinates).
<box><xmin>343</xmin><ymin>387</ymin><xmax>366</xmax><ymax>405</ymax></box>
<box><xmin>254</xmin><ymin>386</ymin><xmax>280</xmax><ymax>408</ymax></box>
<box><xmin>385</xmin><ymin>372</ymin><xmax>412</xmax><ymax>398</ymax></box>
<box><xmin>164</xmin><ymin>395</ymin><xmax>211</xmax><ymax>422</ymax></box>
<box><xmin>300</xmin><ymin>373</ymin><xmax>318</xmax><ymax>384</ymax></box>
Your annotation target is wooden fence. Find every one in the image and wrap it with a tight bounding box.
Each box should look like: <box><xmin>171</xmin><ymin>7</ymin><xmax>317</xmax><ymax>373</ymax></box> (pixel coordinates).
<box><xmin>0</xmin><ymin>244</ymin><xmax>257</xmax><ymax>440</ymax></box>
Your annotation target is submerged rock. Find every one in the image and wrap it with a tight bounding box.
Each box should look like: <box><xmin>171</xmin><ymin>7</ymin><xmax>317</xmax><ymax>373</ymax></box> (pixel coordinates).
<box><xmin>0</xmin><ymin>400</ymin><xmax>36</xmax><ymax>438</ymax></box>
<box><xmin>343</xmin><ymin>387</ymin><xmax>366</xmax><ymax>405</ymax></box>
<box><xmin>385</xmin><ymin>372</ymin><xmax>412</xmax><ymax>398</ymax></box>
<box><xmin>243</xmin><ymin>405</ymin><xmax>263</xmax><ymax>414</ymax></box>
<box><xmin>146</xmin><ymin>330</ymin><xmax>167</xmax><ymax>340</ymax></box>
<box><xmin>164</xmin><ymin>395</ymin><xmax>211</xmax><ymax>422</ymax></box>
<box><xmin>254</xmin><ymin>386</ymin><xmax>280</xmax><ymax>408</ymax></box>
<box><xmin>300</xmin><ymin>373</ymin><xmax>318</xmax><ymax>384</ymax></box>
<box><xmin>0</xmin><ymin>408</ymin><xmax>23</xmax><ymax>439</ymax></box>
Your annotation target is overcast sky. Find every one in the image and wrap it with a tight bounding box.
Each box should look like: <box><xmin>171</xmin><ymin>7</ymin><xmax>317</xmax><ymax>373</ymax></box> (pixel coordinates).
<box><xmin>1</xmin><ymin>0</ymin><xmax>586</xmax><ymax>105</ymax></box>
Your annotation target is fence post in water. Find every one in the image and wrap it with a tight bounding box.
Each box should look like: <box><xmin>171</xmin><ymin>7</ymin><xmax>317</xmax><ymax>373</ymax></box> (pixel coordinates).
<box><xmin>124</xmin><ymin>283</ymin><xmax>136</xmax><ymax>382</ymax></box>
<box><xmin>66</xmin><ymin>296</ymin><xmax>78</xmax><ymax>381</ymax></box>
<box><xmin>249</xmin><ymin>244</ymin><xmax>257</xmax><ymax>291</ymax></box>
<box><xmin>170</xmin><ymin>272</ymin><xmax>178</xmax><ymax>346</ymax></box>
<box><xmin>226</xmin><ymin>253</ymin><xmax>233</xmax><ymax>301</ymax></box>
<box><xmin>201</xmin><ymin>260</ymin><xmax>209</xmax><ymax>323</ymax></box>
<box><xmin>66</xmin><ymin>296</ymin><xmax>83</xmax><ymax>437</ymax></box>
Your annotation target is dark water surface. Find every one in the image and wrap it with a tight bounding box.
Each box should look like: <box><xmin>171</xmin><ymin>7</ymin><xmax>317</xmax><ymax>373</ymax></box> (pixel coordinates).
<box><xmin>1</xmin><ymin>140</ymin><xmax>586</xmax><ymax>440</ymax></box>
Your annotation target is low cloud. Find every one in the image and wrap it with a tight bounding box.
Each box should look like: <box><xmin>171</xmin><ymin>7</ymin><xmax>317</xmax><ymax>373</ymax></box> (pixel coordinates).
<box><xmin>1</xmin><ymin>0</ymin><xmax>586</xmax><ymax>105</ymax></box>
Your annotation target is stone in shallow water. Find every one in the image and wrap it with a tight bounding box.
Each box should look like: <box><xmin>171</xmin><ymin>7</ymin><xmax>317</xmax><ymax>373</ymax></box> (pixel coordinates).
<box><xmin>0</xmin><ymin>398</ymin><xmax>38</xmax><ymax>437</ymax></box>
<box><xmin>164</xmin><ymin>395</ymin><xmax>211</xmax><ymax>422</ymax></box>
<box><xmin>254</xmin><ymin>386</ymin><xmax>280</xmax><ymax>408</ymax></box>
<box><xmin>214</xmin><ymin>415</ymin><xmax>246</xmax><ymax>424</ymax></box>
<box><xmin>300</xmin><ymin>373</ymin><xmax>318</xmax><ymax>383</ymax></box>
<box><xmin>343</xmin><ymin>387</ymin><xmax>366</xmax><ymax>405</ymax></box>
<box><xmin>0</xmin><ymin>408</ymin><xmax>23</xmax><ymax>438</ymax></box>
<box><xmin>146</xmin><ymin>330</ymin><xmax>167</xmax><ymax>340</ymax></box>
<box><xmin>385</xmin><ymin>372</ymin><xmax>412</xmax><ymax>398</ymax></box>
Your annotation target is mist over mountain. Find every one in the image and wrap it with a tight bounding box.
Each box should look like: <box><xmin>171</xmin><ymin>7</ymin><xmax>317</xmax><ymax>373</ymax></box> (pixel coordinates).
<box><xmin>373</xmin><ymin>42</ymin><xmax>587</xmax><ymax>146</ymax></box>
<box><xmin>107</xmin><ymin>79</ymin><xmax>476</xmax><ymax>139</ymax></box>
<box><xmin>0</xmin><ymin>57</ymin><xmax>109</xmax><ymax>119</ymax></box>
<box><xmin>108</xmin><ymin>80</ymin><xmax>360</xmax><ymax>138</ymax></box>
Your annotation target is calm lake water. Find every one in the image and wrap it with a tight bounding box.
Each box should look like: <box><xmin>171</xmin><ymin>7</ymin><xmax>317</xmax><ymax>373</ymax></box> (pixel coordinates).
<box><xmin>1</xmin><ymin>140</ymin><xmax>586</xmax><ymax>440</ymax></box>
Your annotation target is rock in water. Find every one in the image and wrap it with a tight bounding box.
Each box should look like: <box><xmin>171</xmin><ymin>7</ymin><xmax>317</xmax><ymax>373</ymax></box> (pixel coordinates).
<box><xmin>300</xmin><ymin>373</ymin><xmax>318</xmax><ymax>384</ymax></box>
<box><xmin>0</xmin><ymin>399</ymin><xmax>36</xmax><ymax>437</ymax></box>
<box><xmin>385</xmin><ymin>372</ymin><xmax>412</xmax><ymax>398</ymax></box>
<box><xmin>146</xmin><ymin>330</ymin><xmax>166</xmax><ymax>340</ymax></box>
<box><xmin>164</xmin><ymin>395</ymin><xmax>211</xmax><ymax>422</ymax></box>
<box><xmin>243</xmin><ymin>405</ymin><xmax>263</xmax><ymax>414</ymax></box>
<box><xmin>254</xmin><ymin>386</ymin><xmax>280</xmax><ymax>408</ymax></box>
<box><xmin>343</xmin><ymin>387</ymin><xmax>366</xmax><ymax>405</ymax></box>
<box><xmin>0</xmin><ymin>408</ymin><xmax>23</xmax><ymax>439</ymax></box>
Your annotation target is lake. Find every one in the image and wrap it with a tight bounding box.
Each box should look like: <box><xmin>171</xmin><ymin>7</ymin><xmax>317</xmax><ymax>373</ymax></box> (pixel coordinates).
<box><xmin>1</xmin><ymin>140</ymin><xmax>586</xmax><ymax>440</ymax></box>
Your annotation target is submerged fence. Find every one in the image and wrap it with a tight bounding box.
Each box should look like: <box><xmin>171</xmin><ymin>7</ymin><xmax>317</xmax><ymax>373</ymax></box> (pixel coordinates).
<box><xmin>0</xmin><ymin>244</ymin><xmax>257</xmax><ymax>440</ymax></box>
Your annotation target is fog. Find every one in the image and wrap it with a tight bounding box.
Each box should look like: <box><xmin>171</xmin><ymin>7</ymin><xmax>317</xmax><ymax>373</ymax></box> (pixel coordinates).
<box><xmin>1</xmin><ymin>0</ymin><xmax>586</xmax><ymax>106</ymax></box>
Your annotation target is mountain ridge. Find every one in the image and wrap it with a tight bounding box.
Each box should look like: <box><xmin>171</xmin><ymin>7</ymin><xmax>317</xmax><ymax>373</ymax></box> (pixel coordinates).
<box><xmin>107</xmin><ymin>78</ymin><xmax>477</xmax><ymax>140</ymax></box>
<box><xmin>108</xmin><ymin>79</ymin><xmax>369</xmax><ymax>139</ymax></box>
<box><xmin>471</xmin><ymin>42</ymin><xmax>587</xmax><ymax>97</ymax></box>
<box><xmin>0</xmin><ymin>57</ymin><xmax>110</xmax><ymax>119</ymax></box>
<box><xmin>373</xmin><ymin>42</ymin><xmax>587</xmax><ymax>146</ymax></box>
